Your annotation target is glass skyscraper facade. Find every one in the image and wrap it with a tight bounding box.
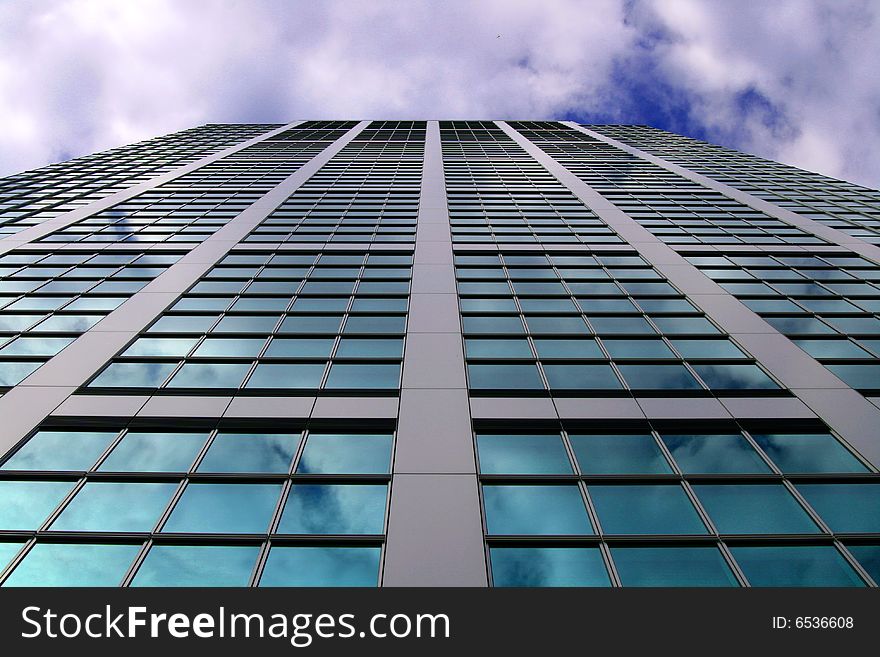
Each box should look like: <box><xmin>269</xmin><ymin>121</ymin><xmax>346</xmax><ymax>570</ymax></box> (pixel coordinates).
<box><xmin>0</xmin><ymin>120</ymin><xmax>877</xmax><ymax>587</ymax></box>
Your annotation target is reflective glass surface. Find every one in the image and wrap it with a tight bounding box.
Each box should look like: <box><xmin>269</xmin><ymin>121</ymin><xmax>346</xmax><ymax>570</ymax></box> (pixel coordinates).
<box><xmin>490</xmin><ymin>547</ymin><xmax>611</xmax><ymax>587</ymax></box>
<box><xmin>51</xmin><ymin>482</ymin><xmax>177</xmax><ymax>532</ymax></box>
<box><xmin>589</xmin><ymin>485</ymin><xmax>706</xmax><ymax>535</ymax></box>
<box><xmin>2</xmin><ymin>430</ymin><xmax>117</xmax><ymax>471</ymax></box>
<box><xmin>131</xmin><ymin>545</ymin><xmax>260</xmax><ymax>587</ymax></box>
<box><xmin>99</xmin><ymin>432</ymin><xmax>207</xmax><ymax>472</ymax></box>
<box><xmin>277</xmin><ymin>484</ymin><xmax>387</xmax><ymax>534</ymax></box>
<box><xmin>477</xmin><ymin>434</ymin><xmax>572</xmax><ymax>474</ymax></box>
<box><xmin>162</xmin><ymin>483</ymin><xmax>282</xmax><ymax>534</ymax></box>
<box><xmin>731</xmin><ymin>546</ymin><xmax>864</xmax><ymax>587</ymax></box>
<box><xmin>3</xmin><ymin>543</ymin><xmax>140</xmax><ymax>587</ymax></box>
<box><xmin>482</xmin><ymin>485</ymin><xmax>593</xmax><ymax>535</ymax></box>
<box><xmin>296</xmin><ymin>434</ymin><xmax>392</xmax><ymax>474</ymax></box>
<box><xmin>612</xmin><ymin>547</ymin><xmax>739</xmax><ymax>587</ymax></box>
<box><xmin>259</xmin><ymin>547</ymin><xmax>381</xmax><ymax>587</ymax></box>
<box><xmin>570</xmin><ymin>434</ymin><xmax>670</xmax><ymax>474</ymax></box>
<box><xmin>661</xmin><ymin>434</ymin><xmax>770</xmax><ymax>474</ymax></box>
<box><xmin>197</xmin><ymin>433</ymin><xmax>299</xmax><ymax>473</ymax></box>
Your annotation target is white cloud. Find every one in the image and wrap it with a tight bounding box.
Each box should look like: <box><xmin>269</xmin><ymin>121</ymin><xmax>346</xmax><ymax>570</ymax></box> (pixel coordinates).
<box><xmin>0</xmin><ymin>0</ymin><xmax>877</xmax><ymax>188</ymax></box>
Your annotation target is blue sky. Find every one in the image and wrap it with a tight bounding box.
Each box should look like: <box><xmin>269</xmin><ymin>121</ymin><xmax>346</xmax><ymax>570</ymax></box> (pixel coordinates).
<box><xmin>1</xmin><ymin>0</ymin><xmax>878</xmax><ymax>187</ymax></box>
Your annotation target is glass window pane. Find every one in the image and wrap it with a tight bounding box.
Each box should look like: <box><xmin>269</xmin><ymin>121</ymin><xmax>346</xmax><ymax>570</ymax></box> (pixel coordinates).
<box><xmin>466</xmin><ymin>338</ymin><xmax>533</xmax><ymax>359</ymax></box>
<box><xmin>99</xmin><ymin>432</ymin><xmax>207</xmax><ymax>472</ymax></box>
<box><xmin>336</xmin><ymin>338</ymin><xmax>404</xmax><ymax>358</ymax></box>
<box><xmin>193</xmin><ymin>338</ymin><xmax>266</xmax><ymax>357</ymax></box>
<box><xmin>131</xmin><ymin>545</ymin><xmax>260</xmax><ymax>587</ymax></box>
<box><xmin>277</xmin><ymin>484</ymin><xmax>387</xmax><ymax>534</ymax></box>
<box><xmin>490</xmin><ymin>547</ymin><xmax>610</xmax><ymax>587</ymax></box>
<box><xmin>661</xmin><ymin>434</ymin><xmax>770</xmax><ymax>474</ymax></box>
<box><xmin>0</xmin><ymin>336</ymin><xmax>74</xmax><ymax>356</ymax></box>
<box><xmin>669</xmin><ymin>339</ymin><xmax>747</xmax><ymax>359</ymax></box>
<box><xmin>51</xmin><ymin>482</ymin><xmax>177</xmax><ymax>532</ymax></box>
<box><xmin>570</xmin><ymin>434</ymin><xmax>670</xmax><ymax>474</ymax></box>
<box><xmin>162</xmin><ymin>483</ymin><xmax>282</xmax><ymax>534</ymax></box>
<box><xmin>693</xmin><ymin>484</ymin><xmax>819</xmax><ymax>534</ymax></box>
<box><xmin>796</xmin><ymin>484</ymin><xmax>880</xmax><ymax>533</ymax></box>
<box><xmin>0</xmin><ymin>480</ymin><xmax>74</xmax><ymax>530</ymax></box>
<box><xmin>167</xmin><ymin>362</ymin><xmax>250</xmax><ymax>388</ymax></box>
<box><xmin>324</xmin><ymin>363</ymin><xmax>400</xmax><ymax>389</ymax></box>
<box><xmin>602</xmin><ymin>339</ymin><xmax>674</xmax><ymax>359</ymax></box>
<box><xmin>264</xmin><ymin>338</ymin><xmax>335</xmax><ymax>358</ymax></box>
<box><xmin>122</xmin><ymin>338</ymin><xmax>197</xmax><ymax>357</ymax></box>
<box><xmin>692</xmin><ymin>364</ymin><xmax>779</xmax><ymax>390</ymax></box>
<box><xmin>533</xmin><ymin>338</ymin><xmax>602</xmax><ymax>359</ymax></box>
<box><xmin>477</xmin><ymin>434</ymin><xmax>572</xmax><ymax>474</ymax></box>
<box><xmin>296</xmin><ymin>434</ymin><xmax>392</xmax><ymax>474</ymax></box>
<box><xmin>3</xmin><ymin>543</ymin><xmax>140</xmax><ymax>587</ymax></box>
<box><xmin>731</xmin><ymin>546</ymin><xmax>864</xmax><ymax>587</ymax></box>
<box><xmin>468</xmin><ymin>364</ymin><xmax>544</xmax><ymax>390</ymax></box>
<box><xmin>259</xmin><ymin>547</ymin><xmax>380</xmax><ymax>587</ymax></box>
<box><xmin>482</xmin><ymin>485</ymin><xmax>593</xmax><ymax>535</ymax></box>
<box><xmin>89</xmin><ymin>361</ymin><xmax>177</xmax><ymax>388</ymax></box>
<box><xmin>845</xmin><ymin>545</ymin><xmax>880</xmax><ymax>584</ymax></box>
<box><xmin>752</xmin><ymin>433</ymin><xmax>867</xmax><ymax>473</ymax></box>
<box><xmin>2</xmin><ymin>430</ymin><xmax>118</xmax><ymax>471</ymax></box>
<box><xmin>198</xmin><ymin>433</ymin><xmax>299</xmax><ymax>473</ymax></box>
<box><xmin>612</xmin><ymin>547</ymin><xmax>739</xmax><ymax>587</ymax></box>
<box><xmin>617</xmin><ymin>364</ymin><xmax>702</xmax><ymax>390</ymax></box>
<box><xmin>0</xmin><ymin>542</ymin><xmax>25</xmax><ymax>570</ymax></box>
<box><xmin>589</xmin><ymin>485</ymin><xmax>706</xmax><ymax>535</ymax></box>
<box><xmin>543</xmin><ymin>364</ymin><xmax>621</xmax><ymax>390</ymax></box>
<box><xmin>246</xmin><ymin>363</ymin><xmax>326</xmax><ymax>389</ymax></box>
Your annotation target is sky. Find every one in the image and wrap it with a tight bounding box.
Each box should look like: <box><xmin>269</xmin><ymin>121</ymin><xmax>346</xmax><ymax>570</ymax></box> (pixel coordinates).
<box><xmin>1</xmin><ymin>0</ymin><xmax>878</xmax><ymax>188</ymax></box>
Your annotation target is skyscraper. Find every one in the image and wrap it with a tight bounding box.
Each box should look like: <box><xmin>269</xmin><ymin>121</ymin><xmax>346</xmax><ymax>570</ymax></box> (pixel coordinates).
<box><xmin>0</xmin><ymin>120</ymin><xmax>877</xmax><ymax>588</ymax></box>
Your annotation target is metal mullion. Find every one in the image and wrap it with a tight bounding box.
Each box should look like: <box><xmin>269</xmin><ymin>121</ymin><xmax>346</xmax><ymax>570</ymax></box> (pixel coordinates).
<box><xmin>781</xmin><ymin>478</ymin><xmax>836</xmax><ymax>536</ymax></box>
<box><xmin>119</xmin><ymin>538</ymin><xmax>154</xmax><ymax>588</ymax></box>
<box><xmin>0</xmin><ymin>537</ymin><xmax>37</xmax><ymax>587</ymax></box>
<box><xmin>738</xmin><ymin>428</ymin><xmax>784</xmax><ymax>476</ymax></box>
<box><xmin>87</xmin><ymin>426</ymin><xmax>130</xmax><ymax>473</ymax></box>
<box><xmin>834</xmin><ymin>540</ymin><xmax>878</xmax><ymax>588</ymax></box>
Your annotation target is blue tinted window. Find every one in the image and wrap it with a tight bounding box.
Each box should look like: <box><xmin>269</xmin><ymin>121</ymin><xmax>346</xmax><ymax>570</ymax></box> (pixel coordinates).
<box><xmin>490</xmin><ymin>547</ymin><xmax>610</xmax><ymax>587</ymax></box>
<box><xmin>825</xmin><ymin>364</ymin><xmax>880</xmax><ymax>390</ymax></box>
<box><xmin>343</xmin><ymin>316</ymin><xmax>406</xmax><ymax>334</ymax></box>
<box><xmin>51</xmin><ymin>482</ymin><xmax>176</xmax><ymax>532</ymax></box>
<box><xmin>297</xmin><ymin>434</ymin><xmax>392</xmax><ymax>474</ymax></box>
<box><xmin>277</xmin><ymin>484</ymin><xmax>387</xmax><ymax>534</ymax></box>
<box><xmin>477</xmin><ymin>434</ymin><xmax>572</xmax><ymax>474</ymax></box>
<box><xmin>752</xmin><ymin>433</ymin><xmax>867</xmax><ymax>473</ymax></box>
<box><xmin>588</xmin><ymin>316</ymin><xmax>655</xmax><ymax>334</ymax></box>
<box><xmin>259</xmin><ymin>547</ymin><xmax>380</xmax><ymax>587</ymax></box>
<box><xmin>466</xmin><ymin>339</ymin><xmax>533</xmax><ymax>359</ymax></box>
<box><xmin>732</xmin><ymin>546</ymin><xmax>864</xmax><ymax>587</ymax></box>
<box><xmin>468</xmin><ymin>364</ymin><xmax>544</xmax><ymax>390</ymax></box>
<box><xmin>198</xmin><ymin>433</ymin><xmax>299</xmax><ymax>473</ymax></box>
<box><xmin>462</xmin><ymin>316</ymin><xmax>524</xmax><ymax>334</ymax></box>
<box><xmin>602</xmin><ymin>339</ymin><xmax>674</xmax><ymax>359</ymax></box>
<box><xmin>670</xmin><ymin>339</ymin><xmax>747</xmax><ymax>359</ymax></box>
<box><xmin>525</xmin><ymin>316</ymin><xmax>589</xmax><ymax>335</ymax></box>
<box><xmin>694</xmin><ymin>484</ymin><xmax>819</xmax><ymax>534</ymax></box>
<box><xmin>336</xmin><ymin>338</ymin><xmax>404</xmax><ymax>358</ymax></box>
<box><xmin>845</xmin><ymin>545</ymin><xmax>880</xmax><ymax>584</ymax></box>
<box><xmin>89</xmin><ymin>361</ymin><xmax>177</xmax><ymax>388</ymax></box>
<box><xmin>482</xmin><ymin>485</ymin><xmax>593</xmax><ymax>535</ymax></box>
<box><xmin>543</xmin><ymin>364</ymin><xmax>621</xmax><ymax>390</ymax></box>
<box><xmin>661</xmin><ymin>434</ymin><xmax>770</xmax><ymax>474</ymax></box>
<box><xmin>162</xmin><ymin>483</ymin><xmax>281</xmax><ymax>534</ymax></box>
<box><xmin>0</xmin><ymin>336</ymin><xmax>74</xmax><ymax>356</ymax></box>
<box><xmin>533</xmin><ymin>338</ymin><xmax>602</xmax><ymax>359</ymax></box>
<box><xmin>246</xmin><ymin>363</ymin><xmax>326</xmax><ymax>389</ymax></box>
<box><xmin>122</xmin><ymin>338</ymin><xmax>197</xmax><ymax>357</ymax></box>
<box><xmin>167</xmin><ymin>362</ymin><xmax>250</xmax><ymax>389</ymax></box>
<box><xmin>131</xmin><ymin>545</ymin><xmax>260</xmax><ymax>587</ymax></box>
<box><xmin>793</xmin><ymin>339</ymin><xmax>871</xmax><ymax>359</ymax></box>
<box><xmin>692</xmin><ymin>364</ymin><xmax>779</xmax><ymax>390</ymax></box>
<box><xmin>99</xmin><ymin>432</ymin><xmax>207</xmax><ymax>472</ymax></box>
<box><xmin>617</xmin><ymin>364</ymin><xmax>702</xmax><ymax>390</ymax></box>
<box><xmin>570</xmin><ymin>434</ymin><xmax>670</xmax><ymax>474</ymax></box>
<box><xmin>0</xmin><ymin>542</ymin><xmax>24</xmax><ymax>570</ymax></box>
<box><xmin>193</xmin><ymin>338</ymin><xmax>266</xmax><ymax>357</ymax></box>
<box><xmin>0</xmin><ymin>481</ymin><xmax>74</xmax><ymax>530</ymax></box>
<box><xmin>612</xmin><ymin>547</ymin><xmax>739</xmax><ymax>587</ymax></box>
<box><xmin>3</xmin><ymin>543</ymin><xmax>140</xmax><ymax>587</ymax></box>
<box><xmin>796</xmin><ymin>484</ymin><xmax>880</xmax><ymax>533</ymax></box>
<box><xmin>2</xmin><ymin>430</ymin><xmax>117</xmax><ymax>471</ymax></box>
<box><xmin>589</xmin><ymin>485</ymin><xmax>706</xmax><ymax>535</ymax></box>
<box><xmin>324</xmin><ymin>363</ymin><xmax>400</xmax><ymax>389</ymax></box>
<box><xmin>264</xmin><ymin>338</ymin><xmax>335</xmax><ymax>358</ymax></box>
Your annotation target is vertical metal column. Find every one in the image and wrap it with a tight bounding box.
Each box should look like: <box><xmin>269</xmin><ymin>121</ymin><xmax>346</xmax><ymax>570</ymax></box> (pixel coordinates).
<box><xmin>383</xmin><ymin>121</ymin><xmax>488</xmax><ymax>586</ymax></box>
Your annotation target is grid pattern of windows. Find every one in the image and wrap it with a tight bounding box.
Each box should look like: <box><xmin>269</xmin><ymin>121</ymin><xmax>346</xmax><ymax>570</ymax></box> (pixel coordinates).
<box><xmin>689</xmin><ymin>252</ymin><xmax>880</xmax><ymax>394</ymax></box>
<box><xmin>0</xmin><ymin>423</ymin><xmax>392</xmax><ymax>586</ymax></box>
<box><xmin>0</xmin><ymin>124</ymin><xmax>279</xmax><ymax>236</ymax></box>
<box><xmin>85</xmin><ymin>251</ymin><xmax>411</xmax><ymax>394</ymax></box>
<box><xmin>35</xmin><ymin>127</ymin><xmax>340</xmax><ymax>244</ymax></box>
<box><xmin>511</xmin><ymin>122</ymin><xmax>827</xmax><ymax>246</ymax></box>
<box><xmin>442</xmin><ymin>121</ymin><xmax>621</xmax><ymax>244</ymax></box>
<box><xmin>0</xmin><ymin>249</ymin><xmax>182</xmax><ymax>389</ymax></box>
<box><xmin>247</xmin><ymin>121</ymin><xmax>423</xmax><ymax>244</ymax></box>
<box><xmin>587</xmin><ymin>124</ymin><xmax>880</xmax><ymax>244</ymax></box>
<box><xmin>457</xmin><ymin>250</ymin><xmax>784</xmax><ymax>396</ymax></box>
<box><xmin>477</xmin><ymin>421</ymin><xmax>879</xmax><ymax>587</ymax></box>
